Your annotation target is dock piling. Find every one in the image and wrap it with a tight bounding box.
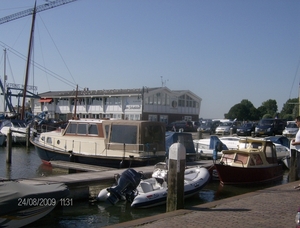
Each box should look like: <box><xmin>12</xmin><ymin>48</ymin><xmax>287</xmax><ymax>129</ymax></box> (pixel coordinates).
<box><xmin>167</xmin><ymin>143</ymin><xmax>186</xmax><ymax>212</ymax></box>
<box><xmin>6</xmin><ymin>128</ymin><xmax>12</xmax><ymax>164</ymax></box>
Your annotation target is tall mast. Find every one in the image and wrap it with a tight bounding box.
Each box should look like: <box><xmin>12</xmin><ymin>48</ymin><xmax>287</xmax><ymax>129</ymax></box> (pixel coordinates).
<box><xmin>21</xmin><ymin>1</ymin><xmax>37</xmax><ymax>120</ymax></box>
<box><xmin>3</xmin><ymin>49</ymin><xmax>6</xmax><ymax>115</ymax></box>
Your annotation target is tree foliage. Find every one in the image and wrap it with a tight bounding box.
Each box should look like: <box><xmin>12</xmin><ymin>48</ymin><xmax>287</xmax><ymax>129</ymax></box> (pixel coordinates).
<box><xmin>224</xmin><ymin>98</ymin><xmax>298</xmax><ymax>121</ymax></box>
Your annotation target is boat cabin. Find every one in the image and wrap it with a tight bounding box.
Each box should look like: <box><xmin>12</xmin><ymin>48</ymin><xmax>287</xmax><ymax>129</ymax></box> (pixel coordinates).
<box><xmin>59</xmin><ymin>119</ymin><xmax>166</xmax><ymax>153</ymax></box>
<box><xmin>220</xmin><ymin>138</ymin><xmax>278</xmax><ymax>168</ymax></box>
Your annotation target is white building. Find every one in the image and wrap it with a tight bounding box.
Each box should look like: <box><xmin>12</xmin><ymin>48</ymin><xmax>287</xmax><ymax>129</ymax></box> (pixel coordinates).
<box><xmin>31</xmin><ymin>87</ymin><xmax>201</xmax><ymax>123</ymax></box>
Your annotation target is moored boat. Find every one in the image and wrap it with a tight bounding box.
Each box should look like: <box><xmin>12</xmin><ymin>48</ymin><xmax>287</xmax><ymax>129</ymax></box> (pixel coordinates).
<box><xmin>165</xmin><ymin>131</ymin><xmax>197</xmax><ymax>161</ymax></box>
<box><xmin>0</xmin><ymin>119</ymin><xmax>34</xmax><ymax>145</ymax></box>
<box><xmin>214</xmin><ymin>137</ymin><xmax>284</xmax><ymax>185</ymax></box>
<box><xmin>97</xmin><ymin>165</ymin><xmax>211</xmax><ymax>208</ymax></box>
<box><xmin>131</xmin><ymin>166</ymin><xmax>210</xmax><ymax>208</ymax></box>
<box><xmin>0</xmin><ymin>180</ymin><xmax>69</xmax><ymax>228</ymax></box>
<box><xmin>30</xmin><ymin>119</ymin><xmax>166</xmax><ymax>168</ymax></box>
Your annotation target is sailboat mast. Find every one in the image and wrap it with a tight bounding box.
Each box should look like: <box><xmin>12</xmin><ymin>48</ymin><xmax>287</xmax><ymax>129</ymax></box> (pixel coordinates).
<box><xmin>21</xmin><ymin>1</ymin><xmax>37</xmax><ymax>120</ymax></box>
<box><xmin>3</xmin><ymin>48</ymin><xmax>6</xmax><ymax>115</ymax></box>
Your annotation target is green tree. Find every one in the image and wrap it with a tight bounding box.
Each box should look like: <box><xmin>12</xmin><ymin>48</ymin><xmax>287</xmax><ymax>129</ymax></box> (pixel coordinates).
<box><xmin>259</xmin><ymin>99</ymin><xmax>278</xmax><ymax>117</ymax></box>
<box><xmin>225</xmin><ymin>103</ymin><xmax>249</xmax><ymax>120</ymax></box>
<box><xmin>280</xmin><ymin>98</ymin><xmax>298</xmax><ymax>118</ymax></box>
<box><xmin>225</xmin><ymin>99</ymin><xmax>260</xmax><ymax>120</ymax></box>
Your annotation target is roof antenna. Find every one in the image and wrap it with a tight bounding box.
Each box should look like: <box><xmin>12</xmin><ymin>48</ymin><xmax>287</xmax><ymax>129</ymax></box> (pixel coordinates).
<box><xmin>160</xmin><ymin>76</ymin><xmax>168</xmax><ymax>87</ymax></box>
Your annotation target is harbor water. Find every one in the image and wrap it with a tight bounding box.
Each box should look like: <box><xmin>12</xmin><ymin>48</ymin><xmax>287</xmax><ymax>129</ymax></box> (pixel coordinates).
<box><xmin>0</xmin><ymin>146</ymin><xmax>289</xmax><ymax>227</ymax></box>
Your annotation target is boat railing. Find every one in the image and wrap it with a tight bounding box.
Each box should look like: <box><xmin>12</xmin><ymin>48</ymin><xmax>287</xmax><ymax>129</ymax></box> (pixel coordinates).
<box><xmin>38</xmin><ymin>136</ymin><xmax>159</xmax><ymax>156</ymax></box>
<box><xmin>106</xmin><ymin>142</ymin><xmax>159</xmax><ymax>154</ymax></box>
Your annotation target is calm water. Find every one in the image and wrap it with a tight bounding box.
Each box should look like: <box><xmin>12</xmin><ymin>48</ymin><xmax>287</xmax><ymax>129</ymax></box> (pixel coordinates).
<box><xmin>0</xmin><ymin>146</ymin><xmax>289</xmax><ymax>227</ymax></box>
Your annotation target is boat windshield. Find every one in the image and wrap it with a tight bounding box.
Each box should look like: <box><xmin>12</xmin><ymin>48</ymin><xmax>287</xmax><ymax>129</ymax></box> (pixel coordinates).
<box><xmin>238</xmin><ymin>142</ymin><xmax>262</xmax><ymax>150</ymax></box>
<box><xmin>110</xmin><ymin>125</ymin><xmax>137</xmax><ymax>144</ymax></box>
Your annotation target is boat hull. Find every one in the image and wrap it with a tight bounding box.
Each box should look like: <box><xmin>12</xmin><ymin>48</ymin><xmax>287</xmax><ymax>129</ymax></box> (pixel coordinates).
<box><xmin>32</xmin><ymin>140</ymin><xmax>165</xmax><ymax>168</ymax></box>
<box><xmin>131</xmin><ymin>167</ymin><xmax>210</xmax><ymax>208</ymax></box>
<box><xmin>214</xmin><ymin>164</ymin><xmax>283</xmax><ymax>185</ymax></box>
<box><xmin>0</xmin><ymin>181</ymin><xmax>69</xmax><ymax>228</ymax></box>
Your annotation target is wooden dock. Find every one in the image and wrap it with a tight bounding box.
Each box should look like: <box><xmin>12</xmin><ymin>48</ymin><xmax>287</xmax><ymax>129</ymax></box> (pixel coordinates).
<box><xmin>19</xmin><ymin>160</ymin><xmax>214</xmax><ymax>200</ymax></box>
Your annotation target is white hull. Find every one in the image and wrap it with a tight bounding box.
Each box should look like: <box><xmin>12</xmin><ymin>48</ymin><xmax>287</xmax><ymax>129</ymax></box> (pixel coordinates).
<box><xmin>131</xmin><ymin>167</ymin><xmax>210</xmax><ymax>208</ymax></box>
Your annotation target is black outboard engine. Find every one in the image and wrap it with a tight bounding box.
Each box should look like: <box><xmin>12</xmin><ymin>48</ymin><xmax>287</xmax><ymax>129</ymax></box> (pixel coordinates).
<box><xmin>106</xmin><ymin>169</ymin><xmax>142</xmax><ymax>205</ymax></box>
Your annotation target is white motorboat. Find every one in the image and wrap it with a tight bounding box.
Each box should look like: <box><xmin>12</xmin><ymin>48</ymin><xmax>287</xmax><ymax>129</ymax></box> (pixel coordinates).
<box><xmin>0</xmin><ymin>119</ymin><xmax>35</xmax><ymax>144</ymax></box>
<box><xmin>97</xmin><ymin>165</ymin><xmax>211</xmax><ymax>208</ymax></box>
<box><xmin>194</xmin><ymin>135</ymin><xmax>290</xmax><ymax>162</ymax></box>
<box><xmin>0</xmin><ymin>180</ymin><xmax>69</xmax><ymax>228</ymax></box>
<box><xmin>131</xmin><ymin>166</ymin><xmax>210</xmax><ymax>208</ymax></box>
<box><xmin>193</xmin><ymin>135</ymin><xmax>239</xmax><ymax>159</ymax></box>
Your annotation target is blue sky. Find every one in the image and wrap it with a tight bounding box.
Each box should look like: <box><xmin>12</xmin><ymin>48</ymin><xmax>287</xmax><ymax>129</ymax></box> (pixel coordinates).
<box><xmin>0</xmin><ymin>0</ymin><xmax>299</xmax><ymax>119</ymax></box>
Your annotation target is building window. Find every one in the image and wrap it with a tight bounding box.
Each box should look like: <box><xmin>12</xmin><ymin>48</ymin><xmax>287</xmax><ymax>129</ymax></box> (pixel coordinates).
<box><xmin>184</xmin><ymin>116</ymin><xmax>192</xmax><ymax>121</ymax></box>
<box><xmin>156</xmin><ymin>93</ymin><xmax>161</xmax><ymax>105</ymax></box>
<box><xmin>148</xmin><ymin>115</ymin><xmax>157</xmax><ymax>121</ymax></box>
<box><xmin>186</xmin><ymin>95</ymin><xmax>193</xmax><ymax>107</ymax></box>
<box><xmin>171</xmin><ymin>100</ymin><xmax>178</xmax><ymax>108</ymax></box>
<box><xmin>160</xmin><ymin>115</ymin><xmax>168</xmax><ymax>124</ymax></box>
<box><xmin>178</xmin><ymin>95</ymin><xmax>185</xmax><ymax>107</ymax></box>
<box><xmin>149</xmin><ymin>95</ymin><xmax>153</xmax><ymax>105</ymax></box>
<box><xmin>113</xmin><ymin>114</ymin><xmax>122</xmax><ymax>119</ymax></box>
<box><xmin>114</xmin><ymin>97</ymin><xmax>121</xmax><ymax>105</ymax></box>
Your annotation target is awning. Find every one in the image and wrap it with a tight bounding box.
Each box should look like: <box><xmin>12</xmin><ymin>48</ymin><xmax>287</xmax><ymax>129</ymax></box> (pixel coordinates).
<box><xmin>39</xmin><ymin>98</ymin><xmax>53</xmax><ymax>103</ymax></box>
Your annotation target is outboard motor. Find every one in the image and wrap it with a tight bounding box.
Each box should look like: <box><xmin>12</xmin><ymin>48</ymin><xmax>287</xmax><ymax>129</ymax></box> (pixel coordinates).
<box><xmin>106</xmin><ymin>169</ymin><xmax>142</xmax><ymax>205</ymax></box>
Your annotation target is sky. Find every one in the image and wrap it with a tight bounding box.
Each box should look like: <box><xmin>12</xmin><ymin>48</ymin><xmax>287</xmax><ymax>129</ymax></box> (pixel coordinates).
<box><xmin>0</xmin><ymin>0</ymin><xmax>299</xmax><ymax>119</ymax></box>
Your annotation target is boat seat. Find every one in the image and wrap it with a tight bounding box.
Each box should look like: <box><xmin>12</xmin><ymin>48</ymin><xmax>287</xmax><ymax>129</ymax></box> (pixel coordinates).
<box><xmin>140</xmin><ymin>182</ymin><xmax>154</xmax><ymax>193</ymax></box>
<box><xmin>185</xmin><ymin>172</ymin><xmax>198</xmax><ymax>181</ymax></box>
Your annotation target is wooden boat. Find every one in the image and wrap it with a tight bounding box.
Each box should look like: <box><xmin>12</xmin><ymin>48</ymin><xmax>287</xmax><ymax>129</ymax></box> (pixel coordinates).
<box><xmin>214</xmin><ymin>137</ymin><xmax>284</xmax><ymax>185</ymax></box>
<box><xmin>30</xmin><ymin>119</ymin><xmax>166</xmax><ymax>168</ymax></box>
<box><xmin>0</xmin><ymin>180</ymin><xmax>69</xmax><ymax>228</ymax></box>
<box><xmin>194</xmin><ymin>135</ymin><xmax>290</xmax><ymax>161</ymax></box>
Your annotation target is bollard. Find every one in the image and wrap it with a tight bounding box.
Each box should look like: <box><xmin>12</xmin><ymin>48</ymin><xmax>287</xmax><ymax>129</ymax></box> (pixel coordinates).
<box><xmin>6</xmin><ymin>128</ymin><xmax>12</xmax><ymax>164</ymax></box>
<box><xmin>290</xmin><ymin>149</ymin><xmax>299</xmax><ymax>181</ymax></box>
<box><xmin>197</xmin><ymin>129</ymin><xmax>202</xmax><ymax>139</ymax></box>
<box><xmin>166</xmin><ymin>143</ymin><xmax>186</xmax><ymax>212</ymax></box>
<box><xmin>230</xmin><ymin>128</ymin><xmax>233</xmax><ymax>136</ymax></box>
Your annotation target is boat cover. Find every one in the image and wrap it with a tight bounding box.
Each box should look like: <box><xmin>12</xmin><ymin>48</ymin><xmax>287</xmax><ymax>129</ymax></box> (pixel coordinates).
<box><xmin>165</xmin><ymin>132</ymin><xmax>196</xmax><ymax>158</ymax></box>
<box><xmin>265</xmin><ymin>136</ymin><xmax>290</xmax><ymax>149</ymax></box>
<box><xmin>0</xmin><ymin>181</ymin><xmax>69</xmax><ymax>216</ymax></box>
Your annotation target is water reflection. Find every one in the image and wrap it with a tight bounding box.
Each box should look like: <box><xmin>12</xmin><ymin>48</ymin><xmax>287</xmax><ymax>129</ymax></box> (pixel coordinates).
<box><xmin>0</xmin><ymin>146</ymin><xmax>292</xmax><ymax>227</ymax></box>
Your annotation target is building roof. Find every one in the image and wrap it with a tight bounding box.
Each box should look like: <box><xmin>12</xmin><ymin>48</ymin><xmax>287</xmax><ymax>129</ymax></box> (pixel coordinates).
<box><xmin>38</xmin><ymin>87</ymin><xmax>202</xmax><ymax>101</ymax></box>
<box><xmin>38</xmin><ymin>87</ymin><xmax>160</xmax><ymax>98</ymax></box>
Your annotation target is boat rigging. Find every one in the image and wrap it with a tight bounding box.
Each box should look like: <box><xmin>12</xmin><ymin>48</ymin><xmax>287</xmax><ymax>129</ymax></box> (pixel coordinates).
<box><xmin>0</xmin><ymin>0</ymin><xmax>78</xmax><ymax>119</ymax></box>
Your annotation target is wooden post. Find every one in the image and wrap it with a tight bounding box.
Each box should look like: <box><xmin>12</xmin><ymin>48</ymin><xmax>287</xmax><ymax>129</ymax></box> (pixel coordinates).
<box><xmin>166</xmin><ymin>143</ymin><xmax>186</xmax><ymax>212</ymax></box>
<box><xmin>26</xmin><ymin>126</ymin><xmax>30</xmax><ymax>148</ymax></box>
<box><xmin>197</xmin><ymin>129</ymin><xmax>202</xmax><ymax>139</ymax></box>
<box><xmin>6</xmin><ymin>128</ymin><xmax>12</xmax><ymax>164</ymax></box>
<box><xmin>290</xmin><ymin>149</ymin><xmax>298</xmax><ymax>181</ymax></box>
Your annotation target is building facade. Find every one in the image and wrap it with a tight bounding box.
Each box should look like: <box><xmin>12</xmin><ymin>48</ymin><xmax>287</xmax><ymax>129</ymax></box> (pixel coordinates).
<box><xmin>31</xmin><ymin>87</ymin><xmax>201</xmax><ymax>123</ymax></box>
